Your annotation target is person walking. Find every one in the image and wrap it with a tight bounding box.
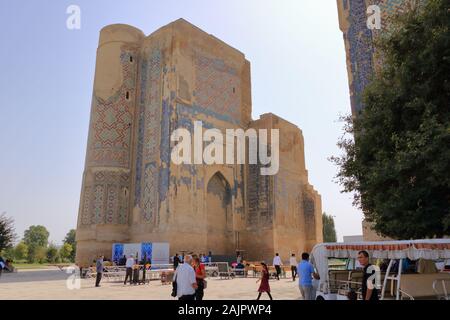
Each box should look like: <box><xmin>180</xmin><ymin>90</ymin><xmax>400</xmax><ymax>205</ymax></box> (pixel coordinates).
<box><xmin>192</xmin><ymin>256</ymin><xmax>206</xmax><ymax>300</ymax></box>
<box><xmin>95</xmin><ymin>255</ymin><xmax>104</xmax><ymax>287</ymax></box>
<box><xmin>124</xmin><ymin>255</ymin><xmax>135</xmax><ymax>285</ymax></box>
<box><xmin>256</xmin><ymin>262</ymin><xmax>273</xmax><ymax>300</ymax></box>
<box><xmin>358</xmin><ymin>250</ymin><xmax>379</xmax><ymax>301</ymax></box>
<box><xmin>173</xmin><ymin>255</ymin><xmax>197</xmax><ymax>300</ymax></box>
<box><xmin>272</xmin><ymin>253</ymin><xmax>282</xmax><ymax>280</ymax></box>
<box><xmin>297</xmin><ymin>252</ymin><xmax>316</xmax><ymax>300</ymax></box>
<box><xmin>290</xmin><ymin>253</ymin><xmax>298</xmax><ymax>281</ymax></box>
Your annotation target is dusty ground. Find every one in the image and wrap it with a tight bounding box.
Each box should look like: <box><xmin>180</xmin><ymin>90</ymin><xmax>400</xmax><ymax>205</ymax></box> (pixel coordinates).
<box><xmin>0</xmin><ymin>268</ymin><xmax>303</xmax><ymax>300</ymax></box>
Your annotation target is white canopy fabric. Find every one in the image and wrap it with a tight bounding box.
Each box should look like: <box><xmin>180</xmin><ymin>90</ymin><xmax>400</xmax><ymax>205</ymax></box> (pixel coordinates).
<box><xmin>310</xmin><ymin>239</ymin><xmax>450</xmax><ymax>288</ymax></box>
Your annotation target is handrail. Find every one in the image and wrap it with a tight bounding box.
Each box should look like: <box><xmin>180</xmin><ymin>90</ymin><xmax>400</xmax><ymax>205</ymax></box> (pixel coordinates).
<box><xmin>399</xmin><ymin>289</ymin><xmax>414</xmax><ymax>300</ymax></box>
<box><xmin>432</xmin><ymin>278</ymin><xmax>450</xmax><ymax>300</ymax></box>
<box><xmin>381</xmin><ymin>259</ymin><xmax>394</xmax><ymax>300</ymax></box>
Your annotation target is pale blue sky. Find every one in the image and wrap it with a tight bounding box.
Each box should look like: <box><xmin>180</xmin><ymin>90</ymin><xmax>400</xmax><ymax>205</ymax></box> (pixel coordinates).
<box><xmin>0</xmin><ymin>0</ymin><xmax>363</xmax><ymax>244</ymax></box>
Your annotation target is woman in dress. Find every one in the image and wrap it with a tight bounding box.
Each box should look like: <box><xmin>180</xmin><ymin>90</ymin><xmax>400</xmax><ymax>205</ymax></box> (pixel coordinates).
<box><xmin>256</xmin><ymin>262</ymin><xmax>273</xmax><ymax>300</ymax></box>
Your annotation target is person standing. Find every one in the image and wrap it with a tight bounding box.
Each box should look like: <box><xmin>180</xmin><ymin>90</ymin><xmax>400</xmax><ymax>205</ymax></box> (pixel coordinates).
<box><xmin>173</xmin><ymin>253</ymin><xmax>180</xmax><ymax>270</ymax></box>
<box><xmin>289</xmin><ymin>253</ymin><xmax>298</xmax><ymax>281</ymax></box>
<box><xmin>119</xmin><ymin>254</ymin><xmax>127</xmax><ymax>266</ymax></box>
<box><xmin>124</xmin><ymin>255</ymin><xmax>135</xmax><ymax>285</ymax></box>
<box><xmin>192</xmin><ymin>256</ymin><xmax>206</xmax><ymax>300</ymax></box>
<box><xmin>208</xmin><ymin>251</ymin><xmax>212</xmax><ymax>263</ymax></box>
<box><xmin>297</xmin><ymin>252</ymin><xmax>316</xmax><ymax>300</ymax></box>
<box><xmin>256</xmin><ymin>262</ymin><xmax>273</xmax><ymax>300</ymax></box>
<box><xmin>174</xmin><ymin>255</ymin><xmax>197</xmax><ymax>300</ymax></box>
<box><xmin>272</xmin><ymin>253</ymin><xmax>282</xmax><ymax>280</ymax></box>
<box><xmin>357</xmin><ymin>250</ymin><xmax>379</xmax><ymax>301</ymax></box>
<box><xmin>236</xmin><ymin>253</ymin><xmax>242</xmax><ymax>265</ymax></box>
<box><xmin>95</xmin><ymin>255</ymin><xmax>104</xmax><ymax>287</ymax></box>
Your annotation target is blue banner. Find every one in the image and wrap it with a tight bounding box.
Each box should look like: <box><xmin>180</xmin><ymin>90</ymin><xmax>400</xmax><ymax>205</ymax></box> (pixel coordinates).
<box><xmin>112</xmin><ymin>243</ymin><xmax>124</xmax><ymax>264</ymax></box>
<box><xmin>141</xmin><ymin>243</ymin><xmax>152</xmax><ymax>264</ymax></box>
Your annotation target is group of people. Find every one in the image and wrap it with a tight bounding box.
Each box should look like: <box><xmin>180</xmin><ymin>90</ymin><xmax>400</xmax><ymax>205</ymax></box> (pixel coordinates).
<box><xmin>93</xmin><ymin>254</ymin><xmax>150</xmax><ymax>288</ymax></box>
<box><xmin>172</xmin><ymin>252</ymin><xmax>211</xmax><ymax>269</ymax></box>
<box><xmin>255</xmin><ymin>252</ymin><xmax>319</xmax><ymax>300</ymax></box>
<box><xmin>172</xmin><ymin>254</ymin><xmax>207</xmax><ymax>300</ymax></box>
<box><xmin>170</xmin><ymin>251</ymin><xmax>320</xmax><ymax>301</ymax></box>
<box><xmin>265</xmin><ymin>251</ymin><xmax>380</xmax><ymax>300</ymax></box>
<box><xmin>92</xmin><ymin>250</ymin><xmax>380</xmax><ymax>301</ymax></box>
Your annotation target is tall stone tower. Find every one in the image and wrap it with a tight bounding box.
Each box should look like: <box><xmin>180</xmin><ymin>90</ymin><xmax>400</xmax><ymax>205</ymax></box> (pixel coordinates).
<box><xmin>76</xmin><ymin>19</ymin><xmax>323</xmax><ymax>266</ymax></box>
<box><xmin>337</xmin><ymin>0</ymin><xmax>414</xmax><ymax>116</ymax></box>
<box><xmin>337</xmin><ymin>0</ymin><xmax>422</xmax><ymax>240</ymax></box>
<box><xmin>76</xmin><ymin>25</ymin><xmax>144</xmax><ymax>262</ymax></box>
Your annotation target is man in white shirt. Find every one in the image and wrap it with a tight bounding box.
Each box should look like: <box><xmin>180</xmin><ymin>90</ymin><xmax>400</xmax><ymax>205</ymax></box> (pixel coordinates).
<box><xmin>124</xmin><ymin>255</ymin><xmax>135</xmax><ymax>285</ymax></box>
<box><xmin>273</xmin><ymin>253</ymin><xmax>283</xmax><ymax>280</ymax></box>
<box><xmin>174</xmin><ymin>255</ymin><xmax>197</xmax><ymax>300</ymax></box>
<box><xmin>290</xmin><ymin>253</ymin><xmax>298</xmax><ymax>281</ymax></box>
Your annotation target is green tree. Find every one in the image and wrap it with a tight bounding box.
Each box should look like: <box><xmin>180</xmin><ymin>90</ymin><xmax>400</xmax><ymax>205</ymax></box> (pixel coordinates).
<box><xmin>322</xmin><ymin>213</ymin><xmax>337</xmax><ymax>243</ymax></box>
<box><xmin>59</xmin><ymin>243</ymin><xmax>73</xmax><ymax>262</ymax></box>
<box><xmin>331</xmin><ymin>0</ymin><xmax>450</xmax><ymax>239</ymax></box>
<box><xmin>0</xmin><ymin>213</ymin><xmax>16</xmax><ymax>253</ymax></box>
<box><xmin>23</xmin><ymin>225</ymin><xmax>49</xmax><ymax>248</ymax></box>
<box><xmin>2</xmin><ymin>247</ymin><xmax>16</xmax><ymax>261</ymax></box>
<box><xmin>46</xmin><ymin>244</ymin><xmax>59</xmax><ymax>263</ymax></box>
<box><xmin>23</xmin><ymin>225</ymin><xmax>49</xmax><ymax>263</ymax></box>
<box><xmin>63</xmin><ymin>229</ymin><xmax>76</xmax><ymax>262</ymax></box>
<box><xmin>14</xmin><ymin>241</ymin><xmax>29</xmax><ymax>261</ymax></box>
<box><xmin>34</xmin><ymin>246</ymin><xmax>47</xmax><ymax>264</ymax></box>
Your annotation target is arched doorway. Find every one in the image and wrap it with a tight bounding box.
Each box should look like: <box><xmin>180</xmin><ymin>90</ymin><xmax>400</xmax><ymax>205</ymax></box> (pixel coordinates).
<box><xmin>206</xmin><ymin>172</ymin><xmax>233</xmax><ymax>255</ymax></box>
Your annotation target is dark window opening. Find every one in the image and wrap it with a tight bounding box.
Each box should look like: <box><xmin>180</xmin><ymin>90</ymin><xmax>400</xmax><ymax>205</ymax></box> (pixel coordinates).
<box><xmin>130</xmin><ymin>56</ymin><xmax>133</xmax><ymax>63</ymax></box>
<box><xmin>232</xmin><ymin>87</ymin><xmax>236</xmax><ymax>93</ymax></box>
<box><xmin>126</xmin><ymin>92</ymin><xmax>130</xmax><ymax>100</ymax></box>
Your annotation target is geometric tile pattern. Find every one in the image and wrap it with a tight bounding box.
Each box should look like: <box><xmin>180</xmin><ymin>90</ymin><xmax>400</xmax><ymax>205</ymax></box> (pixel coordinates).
<box><xmin>134</xmin><ymin>48</ymin><xmax>162</xmax><ymax>222</ymax></box>
<box><xmin>142</xmin><ymin>162</ymin><xmax>158</xmax><ymax>222</ymax></box>
<box><xmin>194</xmin><ymin>53</ymin><xmax>241</xmax><ymax>123</ymax></box>
<box><xmin>87</xmin><ymin>48</ymin><xmax>137</xmax><ymax>168</ymax></box>
<box><xmin>106</xmin><ymin>184</ymin><xmax>117</xmax><ymax>224</ymax></box>
<box><xmin>80</xmin><ymin>170</ymin><xmax>130</xmax><ymax>226</ymax></box>
<box><xmin>81</xmin><ymin>186</ymin><xmax>92</xmax><ymax>225</ymax></box>
<box><xmin>340</xmin><ymin>0</ymin><xmax>410</xmax><ymax>115</ymax></box>
<box><xmin>118</xmin><ymin>173</ymin><xmax>130</xmax><ymax>224</ymax></box>
<box><xmin>80</xmin><ymin>45</ymin><xmax>137</xmax><ymax>227</ymax></box>
<box><xmin>247</xmin><ymin>163</ymin><xmax>272</xmax><ymax>227</ymax></box>
<box><xmin>92</xmin><ymin>185</ymin><xmax>105</xmax><ymax>224</ymax></box>
<box><xmin>302</xmin><ymin>191</ymin><xmax>316</xmax><ymax>241</ymax></box>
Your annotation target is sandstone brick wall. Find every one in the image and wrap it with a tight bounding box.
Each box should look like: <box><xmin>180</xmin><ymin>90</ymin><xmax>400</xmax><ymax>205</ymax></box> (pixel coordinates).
<box><xmin>76</xmin><ymin>19</ymin><xmax>323</xmax><ymax>266</ymax></box>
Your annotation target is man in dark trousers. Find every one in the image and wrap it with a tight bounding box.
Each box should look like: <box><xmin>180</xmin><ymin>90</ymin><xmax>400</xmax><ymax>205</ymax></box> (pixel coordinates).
<box><xmin>124</xmin><ymin>255</ymin><xmax>135</xmax><ymax>285</ymax></box>
<box><xmin>173</xmin><ymin>253</ymin><xmax>180</xmax><ymax>269</ymax></box>
<box><xmin>272</xmin><ymin>253</ymin><xmax>282</xmax><ymax>280</ymax></box>
<box><xmin>358</xmin><ymin>250</ymin><xmax>379</xmax><ymax>300</ymax></box>
<box><xmin>95</xmin><ymin>255</ymin><xmax>104</xmax><ymax>287</ymax></box>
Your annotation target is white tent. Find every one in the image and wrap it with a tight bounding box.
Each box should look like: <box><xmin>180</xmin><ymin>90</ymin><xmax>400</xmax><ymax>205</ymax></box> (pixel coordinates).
<box><xmin>311</xmin><ymin>239</ymin><xmax>450</xmax><ymax>287</ymax></box>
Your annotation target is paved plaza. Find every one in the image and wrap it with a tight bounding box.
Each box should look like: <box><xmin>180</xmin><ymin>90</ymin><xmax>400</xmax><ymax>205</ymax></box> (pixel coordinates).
<box><xmin>0</xmin><ymin>268</ymin><xmax>303</xmax><ymax>300</ymax></box>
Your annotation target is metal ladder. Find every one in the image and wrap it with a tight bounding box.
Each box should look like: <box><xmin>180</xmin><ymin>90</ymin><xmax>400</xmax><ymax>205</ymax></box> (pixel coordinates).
<box><xmin>381</xmin><ymin>259</ymin><xmax>403</xmax><ymax>300</ymax></box>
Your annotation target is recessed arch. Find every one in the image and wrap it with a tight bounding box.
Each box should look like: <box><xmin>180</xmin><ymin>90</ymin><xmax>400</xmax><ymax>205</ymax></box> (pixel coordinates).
<box><xmin>206</xmin><ymin>171</ymin><xmax>233</xmax><ymax>255</ymax></box>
